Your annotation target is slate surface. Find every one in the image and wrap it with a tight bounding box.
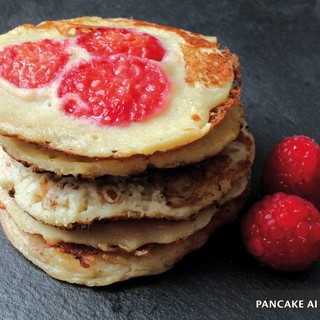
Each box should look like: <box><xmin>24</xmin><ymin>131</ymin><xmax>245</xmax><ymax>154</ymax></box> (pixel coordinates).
<box><xmin>0</xmin><ymin>0</ymin><xmax>319</xmax><ymax>319</ymax></box>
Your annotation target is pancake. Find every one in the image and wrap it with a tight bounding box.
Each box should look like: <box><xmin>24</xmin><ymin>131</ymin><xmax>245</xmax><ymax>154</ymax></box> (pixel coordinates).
<box><xmin>0</xmin><ymin>183</ymin><xmax>248</xmax><ymax>253</ymax></box>
<box><xmin>0</xmin><ymin>17</ymin><xmax>240</xmax><ymax>159</ymax></box>
<box><xmin>0</xmin><ymin>17</ymin><xmax>254</xmax><ymax>287</ymax></box>
<box><xmin>0</xmin><ymin>126</ymin><xmax>254</xmax><ymax>228</ymax></box>
<box><xmin>0</xmin><ymin>103</ymin><xmax>243</xmax><ymax>178</ymax></box>
<box><xmin>0</xmin><ymin>197</ymin><xmax>241</xmax><ymax>286</ymax></box>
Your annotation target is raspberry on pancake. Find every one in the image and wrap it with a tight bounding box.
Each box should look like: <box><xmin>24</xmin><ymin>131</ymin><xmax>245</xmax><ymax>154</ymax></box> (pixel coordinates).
<box><xmin>58</xmin><ymin>55</ymin><xmax>170</xmax><ymax>126</ymax></box>
<box><xmin>76</xmin><ymin>27</ymin><xmax>165</xmax><ymax>61</ymax></box>
<box><xmin>0</xmin><ymin>39</ymin><xmax>69</xmax><ymax>88</ymax></box>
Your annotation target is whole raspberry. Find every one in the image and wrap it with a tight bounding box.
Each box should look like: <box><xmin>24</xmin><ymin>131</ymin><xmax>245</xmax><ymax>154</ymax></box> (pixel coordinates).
<box><xmin>262</xmin><ymin>135</ymin><xmax>320</xmax><ymax>208</ymax></box>
<box><xmin>241</xmin><ymin>192</ymin><xmax>320</xmax><ymax>271</ymax></box>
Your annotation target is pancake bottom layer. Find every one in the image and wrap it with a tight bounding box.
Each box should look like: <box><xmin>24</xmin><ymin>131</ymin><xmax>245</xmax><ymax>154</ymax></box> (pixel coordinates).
<box><xmin>0</xmin><ymin>200</ymin><xmax>240</xmax><ymax>286</ymax></box>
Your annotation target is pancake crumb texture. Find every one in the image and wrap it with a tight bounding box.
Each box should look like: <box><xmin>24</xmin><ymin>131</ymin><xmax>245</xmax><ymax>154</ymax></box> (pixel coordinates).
<box><xmin>0</xmin><ymin>127</ymin><xmax>254</xmax><ymax>227</ymax></box>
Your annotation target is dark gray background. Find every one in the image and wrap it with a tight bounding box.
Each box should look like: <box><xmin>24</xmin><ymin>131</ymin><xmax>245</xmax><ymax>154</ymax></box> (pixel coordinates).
<box><xmin>0</xmin><ymin>0</ymin><xmax>319</xmax><ymax>319</ymax></box>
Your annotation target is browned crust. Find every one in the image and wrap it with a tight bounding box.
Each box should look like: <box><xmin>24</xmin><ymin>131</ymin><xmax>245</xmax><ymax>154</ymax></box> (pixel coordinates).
<box><xmin>209</xmin><ymin>49</ymin><xmax>241</xmax><ymax>127</ymax></box>
<box><xmin>48</xmin><ymin>242</ymin><xmax>101</xmax><ymax>268</ymax></box>
<box><xmin>182</xmin><ymin>43</ymin><xmax>234</xmax><ymax>88</ymax></box>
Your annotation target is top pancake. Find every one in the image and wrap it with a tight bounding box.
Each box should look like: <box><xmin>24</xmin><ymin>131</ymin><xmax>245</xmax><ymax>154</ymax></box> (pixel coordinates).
<box><xmin>0</xmin><ymin>17</ymin><xmax>239</xmax><ymax>158</ymax></box>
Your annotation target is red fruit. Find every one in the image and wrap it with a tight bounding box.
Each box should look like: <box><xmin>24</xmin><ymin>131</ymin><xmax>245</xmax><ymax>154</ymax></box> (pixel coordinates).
<box><xmin>77</xmin><ymin>27</ymin><xmax>165</xmax><ymax>61</ymax></box>
<box><xmin>58</xmin><ymin>55</ymin><xmax>170</xmax><ymax>126</ymax></box>
<box><xmin>262</xmin><ymin>135</ymin><xmax>320</xmax><ymax>208</ymax></box>
<box><xmin>0</xmin><ymin>39</ymin><xmax>69</xmax><ymax>88</ymax></box>
<box><xmin>241</xmin><ymin>192</ymin><xmax>320</xmax><ymax>271</ymax></box>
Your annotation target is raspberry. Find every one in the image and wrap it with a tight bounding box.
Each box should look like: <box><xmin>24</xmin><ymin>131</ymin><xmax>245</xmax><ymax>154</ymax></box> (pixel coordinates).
<box><xmin>0</xmin><ymin>39</ymin><xmax>69</xmax><ymax>88</ymax></box>
<box><xmin>262</xmin><ymin>136</ymin><xmax>320</xmax><ymax>208</ymax></box>
<box><xmin>58</xmin><ymin>55</ymin><xmax>170</xmax><ymax>126</ymax></box>
<box><xmin>76</xmin><ymin>27</ymin><xmax>165</xmax><ymax>61</ymax></box>
<box><xmin>241</xmin><ymin>193</ymin><xmax>320</xmax><ymax>271</ymax></box>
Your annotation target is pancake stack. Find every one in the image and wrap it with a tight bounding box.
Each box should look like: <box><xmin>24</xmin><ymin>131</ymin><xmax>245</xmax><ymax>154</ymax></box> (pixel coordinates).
<box><xmin>0</xmin><ymin>17</ymin><xmax>254</xmax><ymax>286</ymax></box>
